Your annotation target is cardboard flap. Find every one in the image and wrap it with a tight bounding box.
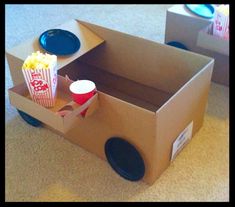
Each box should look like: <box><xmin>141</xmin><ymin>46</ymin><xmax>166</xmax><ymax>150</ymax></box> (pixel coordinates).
<box><xmin>196</xmin><ymin>23</ymin><xmax>229</xmax><ymax>56</ymax></box>
<box><xmin>6</xmin><ymin>19</ymin><xmax>105</xmax><ymax>71</ymax></box>
<box><xmin>61</xmin><ymin>93</ymin><xmax>99</xmax><ymax>120</ymax></box>
<box><xmin>56</xmin><ymin>74</ymin><xmax>99</xmax><ymax>118</ymax></box>
<box><xmin>8</xmin><ymin>75</ymin><xmax>99</xmax><ymax>133</ymax></box>
<box><xmin>8</xmin><ymin>87</ymin><xmax>65</xmax><ymax>130</ymax></box>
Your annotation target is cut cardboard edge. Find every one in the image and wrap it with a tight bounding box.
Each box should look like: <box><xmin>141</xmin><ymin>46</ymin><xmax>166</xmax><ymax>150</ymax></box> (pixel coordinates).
<box><xmin>63</xmin><ymin>93</ymin><xmax>99</xmax><ymax>121</ymax></box>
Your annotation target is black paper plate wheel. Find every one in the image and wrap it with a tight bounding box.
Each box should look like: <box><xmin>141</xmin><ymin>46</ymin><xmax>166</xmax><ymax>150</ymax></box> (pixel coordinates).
<box><xmin>105</xmin><ymin>137</ymin><xmax>145</xmax><ymax>181</ymax></box>
<box><xmin>39</xmin><ymin>29</ymin><xmax>81</xmax><ymax>56</ymax></box>
<box><xmin>17</xmin><ymin>110</ymin><xmax>42</xmax><ymax>127</ymax></box>
<box><xmin>166</xmin><ymin>41</ymin><xmax>189</xmax><ymax>50</ymax></box>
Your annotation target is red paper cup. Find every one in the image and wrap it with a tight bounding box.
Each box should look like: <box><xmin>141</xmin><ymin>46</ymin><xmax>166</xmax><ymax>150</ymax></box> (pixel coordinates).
<box><xmin>69</xmin><ymin>80</ymin><xmax>96</xmax><ymax>117</ymax></box>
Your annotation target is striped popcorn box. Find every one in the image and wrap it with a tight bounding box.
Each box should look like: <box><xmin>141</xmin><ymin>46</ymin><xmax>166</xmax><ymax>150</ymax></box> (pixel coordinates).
<box><xmin>213</xmin><ymin>4</ymin><xmax>229</xmax><ymax>39</ymax></box>
<box><xmin>22</xmin><ymin>51</ymin><xmax>57</xmax><ymax>108</ymax></box>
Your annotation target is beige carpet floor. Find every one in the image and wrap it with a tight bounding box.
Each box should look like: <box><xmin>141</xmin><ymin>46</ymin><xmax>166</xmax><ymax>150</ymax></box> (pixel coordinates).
<box><xmin>5</xmin><ymin>4</ymin><xmax>229</xmax><ymax>202</ymax></box>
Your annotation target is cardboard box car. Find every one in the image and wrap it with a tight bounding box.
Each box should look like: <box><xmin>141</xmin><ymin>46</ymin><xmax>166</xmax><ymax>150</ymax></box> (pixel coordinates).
<box><xmin>165</xmin><ymin>4</ymin><xmax>229</xmax><ymax>86</ymax></box>
<box><xmin>164</xmin><ymin>4</ymin><xmax>214</xmax><ymax>50</ymax></box>
<box><xmin>6</xmin><ymin>19</ymin><xmax>214</xmax><ymax>185</ymax></box>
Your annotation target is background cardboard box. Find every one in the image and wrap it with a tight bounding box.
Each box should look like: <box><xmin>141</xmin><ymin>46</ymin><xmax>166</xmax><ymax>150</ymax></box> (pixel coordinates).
<box><xmin>6</xmin><ymin>19</ymin><xmax>214</xmax><ymax>185</ymax></box>
<box><xmin>195</xmin><ymin>23</ymin><xmax>229</xmax><ymax>86</ymax></box>
<box><xmin>165</xmin><ymin>4</ymin><xmax>229</xmax><ymax>86</ymax></box>
<box><xmin>197</xmin><ymin>23</ymin><xmax>229</xmax><ymax>56</ymax></box>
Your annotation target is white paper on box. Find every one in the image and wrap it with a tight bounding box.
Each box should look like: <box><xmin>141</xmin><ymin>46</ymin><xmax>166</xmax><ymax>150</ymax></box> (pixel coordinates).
<box><xmin>171</xmin><ymin>121</ymin><xmax>193</xmax><ymax>161</ymax></box>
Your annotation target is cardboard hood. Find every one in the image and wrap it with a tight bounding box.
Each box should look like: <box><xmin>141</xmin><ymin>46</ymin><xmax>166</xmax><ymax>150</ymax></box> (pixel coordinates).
<box><xmin>6</xmin><ymin>19</ymin><xmax>104</xmax><ymax>85</ymax></box>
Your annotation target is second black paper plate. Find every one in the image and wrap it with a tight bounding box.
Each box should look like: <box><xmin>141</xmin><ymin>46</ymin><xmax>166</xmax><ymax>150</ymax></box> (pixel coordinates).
<box><xmin>39</xmin><ymin>29</ymin><xmax>81</xmax><ymax>56</ymax></box>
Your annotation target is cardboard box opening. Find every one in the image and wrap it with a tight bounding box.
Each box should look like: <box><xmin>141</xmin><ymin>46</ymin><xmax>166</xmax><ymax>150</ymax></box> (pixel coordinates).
<box><xmin>58</xmin><ymin>20</ymin><xmax>213</xmax><ymax>112</ymax></box>
<box><xmin>58</xmin><ymin>59</ymin><xmax>170</xmax><ymax>112</ymax></box>
<box><xmin>77</xmin><ymin>20</ymin><xmax>212</xmax><ymax>93</ymax></box>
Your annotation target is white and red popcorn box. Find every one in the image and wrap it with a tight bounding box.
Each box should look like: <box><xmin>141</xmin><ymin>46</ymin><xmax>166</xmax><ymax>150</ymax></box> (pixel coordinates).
<box><xmin>213</xmin><ymin>5</ymin><xmax>229</xmax><ymax>40</ymax></box>
<box><xmin>22</xmin><ymin>60</ymin><xmax>57</xmax><ymax>108</ymax></box>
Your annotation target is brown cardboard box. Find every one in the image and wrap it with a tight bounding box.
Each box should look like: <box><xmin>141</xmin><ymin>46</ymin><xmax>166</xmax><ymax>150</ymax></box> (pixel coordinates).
<box><xmin>6</xmin><ymin>19</ymin><xmax>214</xmax><ymax>185</ymax></box>
<box><xmin>164</xmin><ymin>4</ymin><xmax>213</xmax><ymax>49</ymax></box>
<box><xmin>165</xmin><ymin>4</ymin><xmax>229</xmax><ymax>86</ymax></box>
<box><xmin>195</xmin><ymin>23</ymin><xmax>229</xmax><ymax>86</ymax></box>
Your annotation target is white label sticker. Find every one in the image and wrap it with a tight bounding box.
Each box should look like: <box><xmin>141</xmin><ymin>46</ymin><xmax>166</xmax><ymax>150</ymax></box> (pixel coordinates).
<box><xmin>171</xmin><ymin>121</ymin><xmax>193</xmax><ymax>161</ymax></box>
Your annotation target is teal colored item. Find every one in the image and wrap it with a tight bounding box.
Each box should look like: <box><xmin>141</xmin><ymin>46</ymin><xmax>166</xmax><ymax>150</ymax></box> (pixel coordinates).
<box><xmin>185</xmin><ymin>4</ymin><xmax>215</xmax><ymax>19</ymax></box>
<box><xmin>17</xmin><ymin>110</ymin><xmax>42</xmax><ymax>127</ymax></box>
